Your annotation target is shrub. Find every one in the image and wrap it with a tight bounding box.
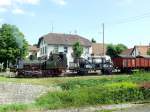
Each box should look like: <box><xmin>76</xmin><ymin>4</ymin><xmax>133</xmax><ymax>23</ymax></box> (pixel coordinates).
<box><xmin>139</xmin><ymin>82</ymin><xmax>150</xmax><ymax>100</ymax></box>
<box><xmin>59</xmin><ymin>73</ymin><xmax>150</xmax><ymax>91</ymax></box>
<box><xmin>36</xmin><ymin>82</ymin><xmax>149</xmax><ymax>109</ymax></box>
<box><xmin>58</xmin><ymin>78</ymin><xmax>118</xmax><ymax>90</ymax></box>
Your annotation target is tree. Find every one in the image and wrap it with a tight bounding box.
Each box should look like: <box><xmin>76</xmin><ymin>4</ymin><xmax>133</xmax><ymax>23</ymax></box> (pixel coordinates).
<box><xmin>106</xmin><ymin>44</ymin><xmax>127</xmax><ymax>58</ymax></box>
<box><xmin>91</xmin><ymin>38</ymin><xmax>96</xmax><ymax>43</ymax></box>
<box><xmin>147</xmin><ymin>49</ymin><xmax>150</xmax><ymax>55</ymax></box>
<box><xmin>72</xmin><ymin>41</ymin><xmax>83</xmax><ymax>58</ymax></box>
<box><xmin>116</xmin><ymin>44</ymin><xmax>128</xmax><ymax>54</ymax></box>
<box><xmin>106</xmin><ymin>44</ymin><xmax>117</xmax><ymax>58</ymax></box>
<box><xmin>0</xmin><ymin>24</ymin><xmax>28</xmax><ymax>67</ymax></box>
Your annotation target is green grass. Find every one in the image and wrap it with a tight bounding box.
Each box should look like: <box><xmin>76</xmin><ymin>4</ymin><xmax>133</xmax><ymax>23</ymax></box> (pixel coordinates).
<box><xmin>0</xmin><ymin>75</ymin><xmax>109</xmax><ymax>87</ymax></box>
<box><xmin>0</xmin><ymin>72</ymin><xmax>150</xmax><ymax>112</ymax></box>
<box><xmin>0</xmin><ymin>72</ymin><xmax>149</xmax><ymax>87</ymax></box>
<box><xmin>59</xmin><ymin>73</ymin><xmax>150</xmax><ymax>90</ymax></box>
<box><xmin>36</xmin><ymin>82</ymin><xmax>150</xmax><ymax>109</ymax></box>
<box><xmin>0</xmin><ymin>104</ymin><xmax>28</xmax><ymax>112</ymax></box>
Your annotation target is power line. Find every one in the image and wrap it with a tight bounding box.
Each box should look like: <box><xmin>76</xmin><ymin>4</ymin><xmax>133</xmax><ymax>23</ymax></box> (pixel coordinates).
<box><xmin>106</xmin><ymin>11</ymin><xmax>150</xmax><ymax>26</ymax></box>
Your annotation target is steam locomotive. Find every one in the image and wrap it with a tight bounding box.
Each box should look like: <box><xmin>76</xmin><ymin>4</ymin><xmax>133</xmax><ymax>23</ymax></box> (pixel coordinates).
<box><xmin>16</xmin><ymin>52</ymin><xmax>67</xmax><ymax>77</ymax></box>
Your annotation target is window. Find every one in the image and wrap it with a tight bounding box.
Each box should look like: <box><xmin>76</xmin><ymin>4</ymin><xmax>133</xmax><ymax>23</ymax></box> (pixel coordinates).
<box><xmin>85</xmin><ymin>48</ymin><xmax>89</xmax><ymax>54</ymax></box>
<box><xmin>43</xmin><ymin>47</ymin><xmax>45</xmax><ymax>54</ymax></box>
<box><xmin>54</xmin><ymin>45</ymin><xmax>58</xmax><ymax>53</ymax></box>
<box><xmin>40</xmin><ymin>48</ymin><xmax>42</xmax><ymax>55</ymax></box>
<box><xmin>45</xmin><ymin>46</ymin><xmax>47</xmax><ymax>54</ymax></box>
<box><xmin>42</xmin><ymin>40</ymin><xmax>45</xmax><ymax>45</ymax></box>
<box><xmin>64</xmin><ymin>46</ymin><xmax>68</xmax><ymax>53</ymax></box>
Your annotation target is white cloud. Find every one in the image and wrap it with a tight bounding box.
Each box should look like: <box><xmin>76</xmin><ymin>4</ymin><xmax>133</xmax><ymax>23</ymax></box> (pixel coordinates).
<box><xmin>0</xmin><ymin>0</ymin><xmax>40</xmax><ymax>10</ymax></box>
<box><xmin>51</xmin><ymin>0</ymin><xmax>67</xmax><ymax>6</ymax></box>
<box><xmin>0</xmin><ymin>0</ymin><xmax>12</xmax><ymax>8</ymax></box>
<box><xmin>0</xmin><ymin>0</ymin><xmax>40</xmax><ymax>15</ymax></box>
<box><xmin>12</xmin><ymin>8</ymin><xmax>25</xmax><ymax>15</ymax></box>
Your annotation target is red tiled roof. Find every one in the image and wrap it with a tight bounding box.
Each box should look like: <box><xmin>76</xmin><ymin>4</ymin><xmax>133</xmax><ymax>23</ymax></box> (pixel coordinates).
<box><xmin>121</xmin><ymin>48</ymin><xmax>133</xmax><ymax>56</ymax></box>
<box><xmin>135</xmin><ymin>46</ymin><xmax>150</xmax><ymax>55</ymax></box>
<box><xmin>29</xmin><ymin>45</ymin><xmax>39</xmax><ymax>52</ymax></box>
<box><xmin>38</xmin><ymin>33</ymin><xmax>91</xmax><ymax>47</ymax></box>
<box><xmin>92</xmin><ymin>43</ymin><xmax>107</xmax><ymax>56</ymax></box>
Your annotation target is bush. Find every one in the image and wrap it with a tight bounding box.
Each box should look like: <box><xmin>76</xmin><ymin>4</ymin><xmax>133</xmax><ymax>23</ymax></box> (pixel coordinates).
<box><xmin>36</xmin><ymin>82</ymin><xmax>150</xmax><ymax>109</ymax></box>
<box><xmin>58</xmin><ymin>77</ymin><xmax>122</xmax><ymax>90</ymax></box>
<box><xmin>58</xmin><ymin>73</ymin><xmax>150</xmax><ymax>91</ymax></box>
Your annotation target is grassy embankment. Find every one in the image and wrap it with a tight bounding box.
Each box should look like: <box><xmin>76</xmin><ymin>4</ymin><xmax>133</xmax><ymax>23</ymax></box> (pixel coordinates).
<box><xmin>0</xmin><ymin>72</ymin><xmax>150</xmax><ymax>112</ymax></box>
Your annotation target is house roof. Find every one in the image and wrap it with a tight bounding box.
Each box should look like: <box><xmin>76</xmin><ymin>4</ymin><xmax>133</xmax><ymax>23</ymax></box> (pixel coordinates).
<box><xmin>135</xmin><ymin>45</ymin><xmax>150</xmax><ymax>55</ymax></box>
<box><xmin>29</xmin><ymin>45</ymin><xmax>39</xmax><ymax>52</ymax></box>
<box><xmin>119</xmin><ymin>55</ymin><xmax>135</xmax><ymax>58</ymax></box>
<box><xmin>38</xmin><ymin>33</ymin><xmax>91</xmax><ymax>47</ymax></box>
<box><xmin>91</xmin><ymin>43</ymin><xmax>107</xmax><ymax>56</ymax></box>
<box><xmin>121</xmin><ymin>48</ymin><xmax>133</xmax><ymax>56</ymax></box>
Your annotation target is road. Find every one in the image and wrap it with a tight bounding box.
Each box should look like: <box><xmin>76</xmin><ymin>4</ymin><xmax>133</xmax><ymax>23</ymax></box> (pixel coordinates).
<box><xmin>115</xmin><ymin>104</ymin><xmax>150</xmax><ymax>112</ymax></box>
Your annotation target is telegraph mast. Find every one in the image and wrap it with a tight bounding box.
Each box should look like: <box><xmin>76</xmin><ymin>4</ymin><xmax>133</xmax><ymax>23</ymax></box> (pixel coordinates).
<box><xmin>102</xmin><ymin>23</ymin><xmax>105</xmax><ymax>56</ymax></box>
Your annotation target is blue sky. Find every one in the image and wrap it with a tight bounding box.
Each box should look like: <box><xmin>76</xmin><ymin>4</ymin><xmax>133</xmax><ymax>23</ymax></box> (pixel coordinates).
<box><xmin>0</xmin><ymin>0</ymin><xmax>150</xmax><ymax>48</ymax></box>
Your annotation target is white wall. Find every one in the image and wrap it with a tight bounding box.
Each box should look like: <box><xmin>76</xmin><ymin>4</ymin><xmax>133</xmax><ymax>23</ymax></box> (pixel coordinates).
<box><xmin>81</xmin><ymin>46</ymin><xmax>92</xmax><ymax>59</ymax></box>
<box><xmin>37</xmin><ymin>39</ymin><xmax>92</xmax><ymax>67</ymax></box>
<box><xmin>131</xmin><ymin>47</ymin><xmax>139</xmax><ymax>57</ymax></box>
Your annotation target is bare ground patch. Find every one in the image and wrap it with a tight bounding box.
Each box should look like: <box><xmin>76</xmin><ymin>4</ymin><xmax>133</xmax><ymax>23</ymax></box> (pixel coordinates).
<box><xmin>0</xmin><ymin>82</ymin><xmax>59</xmax><ymax>104</ymax></box>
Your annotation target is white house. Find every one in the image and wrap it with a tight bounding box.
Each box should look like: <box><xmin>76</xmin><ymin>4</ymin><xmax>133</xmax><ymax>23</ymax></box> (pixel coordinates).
<box><xmin>37</xmin><ymin>33</ymin><xmax>92</xmax><ymax>66</ymax></box>
<box><xmin>121</xmin><ymin>45</ymin><xmax>150</xmax><ymax>57</ymax></box>
<box><xmin>131</xmin><ymin>45</ymin><xmax>150</xmax><ymax>57</ymax></box>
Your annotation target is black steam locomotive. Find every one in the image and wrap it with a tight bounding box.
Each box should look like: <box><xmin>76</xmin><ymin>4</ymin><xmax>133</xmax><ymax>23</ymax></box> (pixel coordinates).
<box><xmin>16</xmin><ymin>52</ymin><xmax>67</xmax><ymax>77</ymax></box>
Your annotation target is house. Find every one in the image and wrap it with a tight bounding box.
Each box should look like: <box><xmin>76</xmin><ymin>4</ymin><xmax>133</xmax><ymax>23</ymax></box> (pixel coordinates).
<box><xmin>37</xmin><ymin>33</ymin><xmax>92</xmax><ymax>66</ymax></box>
<box><xmin>131</xmin><ymin>45</ymin><xmax>150</xmax><ymax>57</ymax></box>
<box><xmin>27</xmin><ymin>45</ymin><xmax>39</xmax><ymax>59</ymax></box>
<box><xmin>120</xmin><ymin>48</ymin><xmax>133</xmax><ymax>56</ymax></box>
<box><xmin>91</xmin><ymin>43</ymin><xmax>107</xmax><ymax>56</ymax></box>
<box><xmin>121</xmin><ymin>45</ymin><xmax>150</xmax><ymax>57</ymax></box>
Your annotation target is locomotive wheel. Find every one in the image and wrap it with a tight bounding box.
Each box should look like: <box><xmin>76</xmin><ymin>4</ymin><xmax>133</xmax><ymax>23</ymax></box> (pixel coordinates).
<box><xmin>77</xmin><ymin>69</ymin><xmax>88</xmax><ymax>75</ymax></box>
<box><xmin>101</xmin><ymin>68</ymin><xmax>112</xmax><ymax>75</ymax></box>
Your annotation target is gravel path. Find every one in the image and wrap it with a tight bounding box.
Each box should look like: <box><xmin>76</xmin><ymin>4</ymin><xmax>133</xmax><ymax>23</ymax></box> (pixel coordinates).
<box><xmin>0</xmin><ymin>82</ymin><xmax>54</xmax><ymax>104</ymax></box>
<box><xmin>46</xmin><ymin>104</ymin><xmax>138</xmax><ymax>112</ymax></box>
<box><xmin>115</xmin><ymin>104</ymin><xmax>150</xmax><ymax>112</ymax></box>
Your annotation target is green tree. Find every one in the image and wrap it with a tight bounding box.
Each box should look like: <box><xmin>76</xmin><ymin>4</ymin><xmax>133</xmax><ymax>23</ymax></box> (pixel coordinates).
<box><xmin>91</xmin><ymin>38</ymin><xmax>96</xmax><ymax>43</ymax></box>
<box><xmin>0</xmin><ymin>24</ymin><xmax>28</xmax><ymax>67</ymax></box>
<box><xmin>106</xmin><ymin>44</ymin><xmax>117</xmax><ymax>58</ymax></box>
<box><xmin>106</xmin><ymin>44</ymin><xmax>127</xmax><ymax>58</ymax></box>
<box><xmin>72</xmin><ymin>41</ymin><xmax>83</xmax><ymax>58</ymax></box>
<box><xmin>147</xmin><ymin>49</ymin><xmax>150</xmax><ymax>55</ymax></box>
<box><xmin>116</xmin><ymin>44</ymin><xmax>128</xmax><ymax>54</ymax></box>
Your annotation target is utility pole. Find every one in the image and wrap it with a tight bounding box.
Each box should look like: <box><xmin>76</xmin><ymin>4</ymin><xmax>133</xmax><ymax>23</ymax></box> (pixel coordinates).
<box><xmin>102</xmin><ymin>23</ymin><xmax>105</xmax><ymax>56</ymax></box>
<box><xmin>51</xmin><ymin>23</ymin><xmax>54</xmax><ymax>33</ymax></box>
